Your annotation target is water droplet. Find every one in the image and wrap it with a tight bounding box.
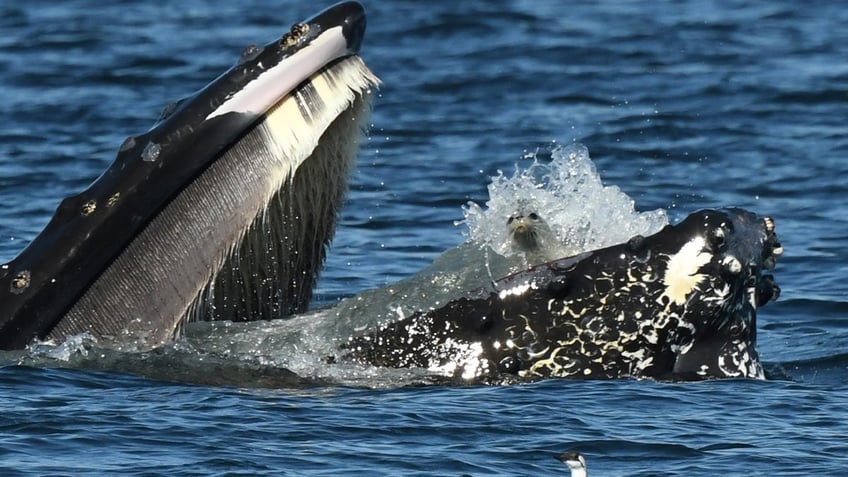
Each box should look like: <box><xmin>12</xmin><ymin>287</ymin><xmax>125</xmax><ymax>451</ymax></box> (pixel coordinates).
<box><xmin>107</xmin><ymin>193</ymin><xmax>120</xmax><ymax>208</ymax></box>
<box><xmin>142</xmin><ymin>142</ymin><xmax>161</xmax><ymax>162</ymax></box>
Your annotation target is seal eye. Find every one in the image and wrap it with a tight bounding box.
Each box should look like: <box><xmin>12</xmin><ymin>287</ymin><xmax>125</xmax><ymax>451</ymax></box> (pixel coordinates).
<box><xmin>507</xmin><ymin>216</ymin><xmax>515</xmax><ymax>225</ymax></box>
<box><xmin>528</xmin><ymin>213</ymin><xmax>539</xmax><ymax>220</ymax></box>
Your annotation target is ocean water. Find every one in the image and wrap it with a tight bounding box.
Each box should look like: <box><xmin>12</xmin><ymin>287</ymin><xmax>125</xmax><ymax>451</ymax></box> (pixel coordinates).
<box><xmin>1</xmin><ymin>0</ymin><xmax>847</xmax><ymax>475</ymax></box>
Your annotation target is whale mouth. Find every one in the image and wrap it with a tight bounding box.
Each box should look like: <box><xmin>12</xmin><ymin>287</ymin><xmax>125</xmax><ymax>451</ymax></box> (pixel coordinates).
<box><xmin>0</xmin><ymin>2</ymin><xmax>381</xmax><ymax>351</ymax></box>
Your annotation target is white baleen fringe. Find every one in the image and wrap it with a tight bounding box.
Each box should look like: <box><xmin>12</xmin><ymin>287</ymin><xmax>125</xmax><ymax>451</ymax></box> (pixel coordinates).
<box><xmin>203</xmin><ymin>55</ymin><xmax>381</xmax><ymax>325</ymax></box>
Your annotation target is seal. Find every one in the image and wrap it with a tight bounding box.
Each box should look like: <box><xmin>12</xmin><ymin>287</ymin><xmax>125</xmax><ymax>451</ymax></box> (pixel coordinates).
<box><xmin>343</xmin><ymin>208</ymin><xmax>783</xmax><ymax>382</ymax></box>
<box><xmin>507</xmin><ymin>210</ymin><xmax>565</xmax><ymax>264</ymax></box>
<box><xmin>555</xmin><ymin>451</ymin><xmax>588</xmax><ymax>477</ymax></box>
<box><xmin>0</xmin><ymin>2</ymin><xmax>380</xmax><ymax>351</ymax></box>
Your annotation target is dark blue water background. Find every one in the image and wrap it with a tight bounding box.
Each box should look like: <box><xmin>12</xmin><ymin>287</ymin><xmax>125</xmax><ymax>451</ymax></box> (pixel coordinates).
<box><xmin>1</xmin><ymin>1</ymin><xmax>846</xmax><ymax>475</ymax></box>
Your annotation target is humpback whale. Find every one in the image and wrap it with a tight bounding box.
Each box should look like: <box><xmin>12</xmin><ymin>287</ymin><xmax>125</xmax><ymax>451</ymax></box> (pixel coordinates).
<box><xmin>0</xmin><ymin>2</ymin><xmax>380</xmax><ymax>350</ymax></box>
<box><xmin>0</xmin><ymin>3</ymin><xmax>783</xmax><ymax>385</ymax></box>
<box><xmin>343</xmin><ymin>208</ymin><xmax>783</xmax><ymax>381</ymax></box>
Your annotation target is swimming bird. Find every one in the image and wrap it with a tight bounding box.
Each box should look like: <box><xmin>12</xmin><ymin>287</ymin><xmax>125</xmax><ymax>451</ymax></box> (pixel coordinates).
<box><xmin>555</xmin><ymin>451</ymin><xmax>588</xmax><ymax>477</ymax></box>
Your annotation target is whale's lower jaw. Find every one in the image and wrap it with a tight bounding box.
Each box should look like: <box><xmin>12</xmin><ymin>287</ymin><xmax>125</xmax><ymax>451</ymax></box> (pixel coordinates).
<box><xmin>43</xmin><ymin>57</ymin><xmax>380</xmax><ymax>351</ymax></box>
<box><xmin>343</xmin><ymin>208</ymin><xmax>783</xmax><ymax>382</ymax></box>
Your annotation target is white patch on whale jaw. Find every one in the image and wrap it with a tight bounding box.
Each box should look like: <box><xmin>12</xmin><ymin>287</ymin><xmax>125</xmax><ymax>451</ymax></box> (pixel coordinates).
<box><xmin>660</xmin><ymin>236</ymin><xmax>713</xmax><ymax>306</ymax></box>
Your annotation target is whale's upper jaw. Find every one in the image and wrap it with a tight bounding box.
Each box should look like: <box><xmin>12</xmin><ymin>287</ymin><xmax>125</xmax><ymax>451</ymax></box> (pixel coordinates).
<box><xmin>203</xmin><ymin>1</ymin><xmax>367</xmax><ymax>121</ymax></box>
<box><xmin>0</xmin><ymin>2</ymin><xmax>375</xmax><ymax>350</ymax></box>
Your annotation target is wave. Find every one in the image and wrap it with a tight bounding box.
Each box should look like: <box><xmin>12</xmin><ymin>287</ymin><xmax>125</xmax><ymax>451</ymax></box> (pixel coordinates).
<box><xmin>765</xmin><ymin>353</ymin><xmax>848</xmax><ymax>386</ymax></box>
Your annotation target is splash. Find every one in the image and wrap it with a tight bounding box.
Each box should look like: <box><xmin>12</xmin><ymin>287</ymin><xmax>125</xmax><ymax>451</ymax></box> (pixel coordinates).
<box><xmin>461</xmin><ymin>143</ymin><xmax>668</xmax><ymax>260</ymax></box>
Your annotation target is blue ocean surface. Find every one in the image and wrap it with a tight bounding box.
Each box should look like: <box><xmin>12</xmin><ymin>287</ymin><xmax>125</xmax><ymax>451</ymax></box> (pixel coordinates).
<box><xmin>1</xmin><ymin>0</ymin><xmax>847</xmax><ymax>475</ymax></box>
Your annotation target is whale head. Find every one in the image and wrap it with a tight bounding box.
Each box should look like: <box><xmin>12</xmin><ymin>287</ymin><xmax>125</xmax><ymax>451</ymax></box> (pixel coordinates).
<box><xmin>344</xmin><ymin>208</ymin><xmax>783</xmax><ymax>382</ymax></box>
<box><xmin>0</xmin><ymin>2</ymin><xmax>380</xmax><ymax>350</ymax></box>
